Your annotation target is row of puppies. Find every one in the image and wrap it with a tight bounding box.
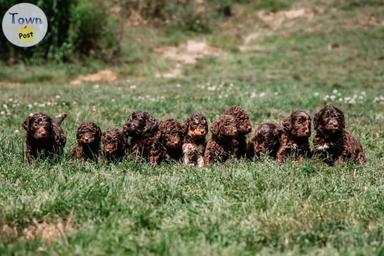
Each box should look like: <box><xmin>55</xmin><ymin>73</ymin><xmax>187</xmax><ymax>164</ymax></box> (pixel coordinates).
<box><xmin>22</xmin><ymin>105</ymin><xmax>365</xmax><ymax>166</ymax></box>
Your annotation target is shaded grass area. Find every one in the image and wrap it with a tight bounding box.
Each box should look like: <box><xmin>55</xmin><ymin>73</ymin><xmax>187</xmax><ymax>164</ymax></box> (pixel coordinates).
<box><xmin>1</xmin><ymin>0</ymin><xmax>384</xmax><ymax>254</ymax></box>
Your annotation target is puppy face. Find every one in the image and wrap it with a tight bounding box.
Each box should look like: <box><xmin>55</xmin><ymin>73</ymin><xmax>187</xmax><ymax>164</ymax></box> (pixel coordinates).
<box><xmin>283</xmin><ymin>111</ymin><xmax>311</xmax><ymax>138</ymax></box>
<box><xmin>211</xmin><ymin>114</ymin><xmax>238</xmax><ymax>138</ymax></box>
<box><xmin>254</xmin><ymin>123</ymin><xmax>282</xmax><ymax>155</ymax></box>
<box><xmin>123</xmin><ymin>111</ymin><xmax>158</xmax><ymax>137</ymax></box>
<box><xmin>159</xmin><ymin>119</ymin><xmax>183</xmax><ymax>149</ymax></box>
<box><xmin>224</xmin><ymin>106</ymin><xmax>252</xmax><ymax>135</ymax></box>
<box><xmin>314</xmin><ymin>105</ymin><xmax>345</xmax><ymax>134</ymax></box>
<box><xmin>237</xmin><ymin>119</ymin><xmax>252</xmax><ymax>135</ymax></box>
<box><xmin>102</xmin><ymin>128</ymin><xmax>124</xmax><ymax>155</ymax></box>
<box><xmin>186</xmin><ymin>113</ymin><xmax>208</xmax><ymax>139</ymax></box>
<box><xmin>77</xmin><ymin>122</ymin><xmax>101</xmax><ymax>145</ymax></box>
<box><xmin>23</xmin><ymin>113</ymin><xmax>53</xmax><ymax>140</ymax></box>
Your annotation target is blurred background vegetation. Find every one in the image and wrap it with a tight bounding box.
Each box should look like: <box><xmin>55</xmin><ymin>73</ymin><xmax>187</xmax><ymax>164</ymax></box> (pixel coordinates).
<box><xmin>0</xmin><ymin>0</ymin><xmax>290</xmax><ymax>63</ymax></box>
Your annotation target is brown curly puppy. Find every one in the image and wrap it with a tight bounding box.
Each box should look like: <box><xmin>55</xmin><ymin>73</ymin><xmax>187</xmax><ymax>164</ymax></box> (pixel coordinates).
<box><xmin>123</xmin><ymin>111</ymin><xmax>159</xmax><ymax>164</ymax></box>
<box><xmin>276</xmin><ymin>111</ymin><xmax>311</xmax><ymax>162</ymax></box>
<box><xmin>182</xmin><ymin>112</ymin><xmax>208</xmax><ymax>167</ymax></box>
<box><xmin>223</xmin><ymin>106</ymin><xmax>252</xmax><ymax>158</ymax></box>
<box><xmin>247</xmin><ymin>123</ymin><xmax>282</xmax><ymax>159</ymax></box>
<box><xmin>156</xmin><ymin>118</ymin><xmax>185</xmax><ymax>163</ymax></box>
<box><xmin>313</xmin><ymin>105</ymin><xmax>365</xmax><ymax>165</ymax></box>
<box><xmin>23</xmin><ymin>112</ymin><xmax>67</xmax><ymax>163</ymax></box>
<box><xmin>204</xmin><ymin>114</ymin><xmax>238</xmax><ymax>165</ymax></box>
<box><xmin>72</xmin><ymin>122</ymin><xmax>102</xmax><ymax>161</ymax></box>
<box><xmin>101</xmin><ymin>128</ymin><xmax>127</xmax><ymax>162</ymax></box>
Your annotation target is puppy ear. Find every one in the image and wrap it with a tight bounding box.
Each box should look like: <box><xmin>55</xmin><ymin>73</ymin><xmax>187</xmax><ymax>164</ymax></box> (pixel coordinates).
<box><xmin>274</xmin><ymin>127</ymin><xmax>283</xmax><ymax>138</ymax></box>
<box><xmin>210</xmin><ymin>120</ymin><xmax>220</xmax><ymax>136</ymax></box>
<box><xmin>313</xmin><ymin>111</ymin><xmax>321</xmax><ymax>130</ymax></box>
<box><xmin>22</xmin><ymin>116</ymin><xmax>32</xmax><ymax>131</ymax></box>
<box><xmin>335</xmin><ymin>107</ymin><xmax>345</xmax><ymax>129</ymax></box>
<box><xmin>182</xmin><ymin>118</ymin><xmax>190</xmax><ymax>134</ymax></box>
<box><xmin>122</xmin><ymin>123</ymin><xmax>130</xmax><ymax>136</ymax></box>
<box><xmin>146</xmin><ymin>117</ymin><xmax>158</xmax><ymax>134</ymax></box>
<box><xmin>282</xmin><ymin>116</ymin><xmax>292</xmax><ymax>132</ymax></box>
<box><xmin>96</xmin><ymin>126</ymin><xmax>102</xmax><ymax>139</ymax></box>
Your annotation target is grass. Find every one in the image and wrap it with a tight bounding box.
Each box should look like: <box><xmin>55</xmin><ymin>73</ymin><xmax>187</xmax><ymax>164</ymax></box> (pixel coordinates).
<box><xmin>1</xmin><ymin>0</ymin><xmax>384</xmax><ymax>254</ymax></box>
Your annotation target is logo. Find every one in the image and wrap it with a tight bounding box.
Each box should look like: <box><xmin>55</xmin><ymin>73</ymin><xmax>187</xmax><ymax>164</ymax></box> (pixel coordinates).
<box><xmin>2</xmin><ymin>3</ymin><xmax>48</xmax><ymax>47</ymax></box>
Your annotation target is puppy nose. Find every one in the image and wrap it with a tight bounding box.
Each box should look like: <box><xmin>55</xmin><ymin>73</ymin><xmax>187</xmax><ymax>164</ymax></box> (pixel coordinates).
<box><xmin>329</xmin><ymin>120</ymin><xmax>338</xmax><ymax>128</ymax></box>
<box><xmin>83</xmin><ymin>136</ymin><xmax>91</xmax><ymax>143</ymax></box>
<box><xmin>196</xmin><ymin>129</ymin><xmax>205</xmax><ymax>136</ymax></box>
<box><xmin>173</xmin><ymin>137</ymin><xmax>181</xmax><ymax>145</ymax></box>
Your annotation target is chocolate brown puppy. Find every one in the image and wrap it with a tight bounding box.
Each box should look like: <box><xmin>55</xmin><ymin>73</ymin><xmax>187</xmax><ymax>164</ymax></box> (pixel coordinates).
<box><xmin>101</xmin><ymin>128</ymin><xmax>127</xmax><ymax>162</ymax></box>
<box><xmin>23</xmin><ymin>112</ymin><xmax>67</xmax><ymax>163</ymax></box>
<box><xmin>248</xmin><ymin>123</ymin><xmax>282</xmax><ymax>159</ymax></box>
<box><xmin>313</xmin><ymin>105</ymin><xmax>365</xmax><ymax>165</ymax></box>
<box><xmin>204</xmin><ymin>114</ymin><xmax>238</xmax><ymax>165</ymax></box>
<box><xmin>276</xmin><ymin>111</ymin><xmax>311</xmax><ymax>161</ymax></box>
<box><xmin>72</xmin><ymin>122</ymin><xmax>101</xmax><ymax>161</ymax></box>
<box><xmin>123</xmin><ymin>111</ymin><xmax>159</xmax><ymax>164</ymax></box>
<box><xmin>182</xmin><ymin>112</ymin><xmax>208</xmax><ymax>167</ymax></box>
<box><xmin>223</xmin><ymin>106</ymin><xmax>252</xmax><ymax>158</ymax></box>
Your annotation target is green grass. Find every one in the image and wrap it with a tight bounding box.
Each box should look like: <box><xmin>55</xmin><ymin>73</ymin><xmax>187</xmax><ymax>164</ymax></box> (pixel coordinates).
<box><xmin>1</xmin><ymin>0</ymin><xmax>384</xmax><ymax>255</ymax></box>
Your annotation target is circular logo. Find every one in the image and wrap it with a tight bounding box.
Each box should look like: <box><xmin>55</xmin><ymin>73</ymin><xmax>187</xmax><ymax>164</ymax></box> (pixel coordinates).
<box><xmin>2</xmin><ymin>3</ymin><xmax>48</xmax><ymax>47</ymax></box>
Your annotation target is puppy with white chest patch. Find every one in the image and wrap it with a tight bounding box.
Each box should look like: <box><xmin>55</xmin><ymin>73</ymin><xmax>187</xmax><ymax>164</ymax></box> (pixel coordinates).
<box><xmin>313</xmin><ymin>105</ymin><xmax>365</xmax><ymax>165</ymax></box>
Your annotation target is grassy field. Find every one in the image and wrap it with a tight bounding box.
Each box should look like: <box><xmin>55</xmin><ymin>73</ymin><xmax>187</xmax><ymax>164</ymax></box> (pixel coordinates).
<box><xmin>1</xmin><ymin>0</ymin><xmax>384</xmax><ymax>255</ymax></box>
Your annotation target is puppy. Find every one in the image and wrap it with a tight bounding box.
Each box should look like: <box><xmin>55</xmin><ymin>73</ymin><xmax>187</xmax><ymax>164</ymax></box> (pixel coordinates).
<box><xmin>204</xmin><ymin>114</ymin><xmax>238</xmax><ymax>164</ymax></box>
<box><xmin>123</xmin><ymin>111</ymin><xmax>159</xmax><ymax>164</ymax></box>
<box><xmin>23</xmin><ymin>112</ymin><xmax>67</xmax><ymax>163</ymax></box>
<box><xmin>247</xmin><ymin>123</ymin><xmax>282</xmax><ymax>159</ymax></box>
<box><xmin>101</xmin><ymin>128</ymin><xmax>127</xmax><ymax>162</ymax></box>
<box><xmin>157</xmin><ymin>118</ymin><xmax>184</xmax><ymax>162</ymax></box>
<box><xmin>223</xmin><ymin>106</ymin><xmax>252</xmax><ymax>158</ymax></box>
<box><xmin>276</xmin><ymin>111</ymin><xmax>311</xmax><ymax>161</ymax></box>
<box><xmin>72</xmin><ymin>122</ymin><xmax>102</xmax><ymax>161</ymax></box>
<box><xmin>182</xmin><ymin>112</ymin><xmax>208</xmax><ymax>167</ymax></box>
<box><xmin>313</xmin><ymin>105</ymin><xmax>365</xmax><ymax>165</ymax></box>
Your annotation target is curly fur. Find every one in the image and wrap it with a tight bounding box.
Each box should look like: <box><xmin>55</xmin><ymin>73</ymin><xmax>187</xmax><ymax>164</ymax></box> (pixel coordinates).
<box><xmin>23</xmin><ymin>112</ymin><xmax>67</xmax><ymax>163</ymax></box>
<box><xmin>313</xmin><ymin>105</ymin><xmax>365</xmax><ymax>165</ymax></box>
<box><xmin>204</xmin><ymin>114</ymin><xmax>238</xmax><ymax>164</ymax></box>
<box><xmin>101</xmin><ymin>128</ymin><xmax>127</xmax><ymax>162</ymax></box>
<box><xmin>123</xmin><ymin>111</ymin><xmax>160</xmax><ymax>164</ymax></box>
<box><xmin>223</xmin><ymin>106</ymin><xmax>252</xmax><ymax>158</ymax></box>
<box><xmin>276</xmin><ymin>111</ymin><xmax>311</xmax><ymax>161</ymax></box>
<box><xmin>156</xmin><ymin>118</ymin><xmax>184</xmax><ymax>163</ymax></box>
<box><xmin>72</xmin><ymin>122</ymin><xmax>101</xmax><ymax>161</ymax></box>
<box><xmin>182</xmin><ymin>112</ymin><xmax>208</xmax><ymax>167</ymax></box>
<box><xmin>248</xmin><ymin>123</ymin><xmax>282</xmax><ymax>159</ymax></box>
